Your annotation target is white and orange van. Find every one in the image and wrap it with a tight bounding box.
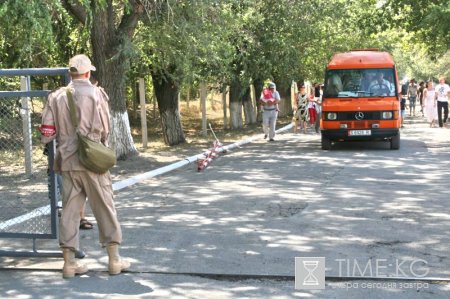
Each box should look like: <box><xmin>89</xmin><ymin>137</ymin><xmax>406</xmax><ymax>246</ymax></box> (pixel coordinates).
<box><xmin>321</xmin><ymin>50</ymin><xmax>401</xmax><ymax>150</ymax></box>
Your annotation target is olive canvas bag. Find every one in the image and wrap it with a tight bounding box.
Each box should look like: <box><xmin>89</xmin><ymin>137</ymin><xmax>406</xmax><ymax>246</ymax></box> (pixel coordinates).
<box><xmin>66</xmin><ymin>89</ymin><xmax>116</xmax><ymax>174</ymax></box>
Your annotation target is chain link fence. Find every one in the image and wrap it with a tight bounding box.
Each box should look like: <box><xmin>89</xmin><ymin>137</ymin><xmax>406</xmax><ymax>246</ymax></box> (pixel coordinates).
<box><xmin>0</xmin><ymin>93</ymin><xmax>54</xmax><ymax>236</ymax></box>
<box><xmin>0</xmin><ymin>69</ymin><xmax>67</xmax><ymax>256</ymax></box>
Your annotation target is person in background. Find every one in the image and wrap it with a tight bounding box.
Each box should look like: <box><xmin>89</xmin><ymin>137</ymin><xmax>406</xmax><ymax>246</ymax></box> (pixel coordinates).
<box><xmin>77</xmin><ymin>72</ymin><xmax>102</xmax><ymax>230</ymax></box>
<box><xmin>435</xmin><ymin>76</ymin><xmax>450</xmax><ymax>128</ymax></box>
<box><xmin>423</xmin><ymin>81</ymin><xmax>437</xmax><ymax>127</ymax></box>
<box><xmin>307</xmin><ymin>89</ymin><xmax>318</xmax><ymax>130</ymax></box>
<box><xmin>361</xmin><ymin>72</ymin><xmax>374</xmax><ymax>92</ymax></box>
<box><xmin>259</xmin><ymin>82</ymin><xmax>280</xmax><ymax>141</ymax></box>
<box><xmin>314</xmin><ymin>84</ymin><xmax>323</xmax><ymax>133</ymax></box>
<box><xmin>40</xmin><ymin>54</ymin><xmax>129</xmax><ymax>278</ymax></box>
<box><xmin>400</xmin><ymin>79</ymin><xmax>409</xmax><ymax>126</ymax></box>
<box><xmin>293</xmin><ymin>84</ymin><xmax>308</xmax><ymax>133</ymax></box>
<box><xmin>326</xmin><ymin>74</ymin><xmax>343</xmax><ymax>97</ymax></box>
<box><xmin>407</xmin><ymin>79</ymin><xmax>418</xmax><ymax>116</ymax></box>
<box><xmin>418</xmin><ymin>81</ymin><xmax>425</xmax><ymax>117</ymax></box>
<box><xmin>368</xmin><ymin>72</ymin><xmax>393</xmax><ymax>96</ymax></box>
<box><xmin>400</xmin><ymin>95</ymin><xmax>406</xmax><ymax>128</ymax></box>
<box><xmin>43</xmin><ymin>147</ymin><xmax>91</xmax><ymax>255</ymax></box>
<box><xmin>314</xmin><ymin>82</ymin><xmax>321</xmax><ymax>99</ymax></box>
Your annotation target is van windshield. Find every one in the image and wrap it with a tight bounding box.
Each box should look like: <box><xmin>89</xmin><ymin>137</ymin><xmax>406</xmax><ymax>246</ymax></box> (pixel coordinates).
<box><xmin>324</xmin><ymin>68</ymin><xmax>397</xmax><ymax>98</ymax></box>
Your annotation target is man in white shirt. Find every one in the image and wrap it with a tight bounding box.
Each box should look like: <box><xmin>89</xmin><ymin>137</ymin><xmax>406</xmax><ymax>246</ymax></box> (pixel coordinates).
<box><xmin>259</xmin><ymin>82</ymin><xmax>280</xmax><ymax>141</ymax></box>
<box><xmin>368</xmin><ymin>72</ymin><xmax>394</xmax><ymax>96</ymax></box>
<box><xmin>435</xmin><ymin>76</ymin><xmax>450</xmax><ymax>127</ymax></box>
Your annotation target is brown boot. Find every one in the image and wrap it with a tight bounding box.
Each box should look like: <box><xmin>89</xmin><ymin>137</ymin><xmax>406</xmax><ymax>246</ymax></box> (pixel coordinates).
<box><xmin>107</xmin><ymin>243</ymin><xmax>130</xmax><ymax>275</ymax></box>
<box><xmin>62</xmin><ymin>248</ymin><xmax>88</xmax><ymax>278</ymax></box>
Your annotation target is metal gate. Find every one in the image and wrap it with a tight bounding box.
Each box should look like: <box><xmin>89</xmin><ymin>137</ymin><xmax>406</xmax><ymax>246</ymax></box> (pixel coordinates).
<box><xmin>0</xmin><ymin>68</ymin><xmax>69</xmax><ymax>257</ymax></box>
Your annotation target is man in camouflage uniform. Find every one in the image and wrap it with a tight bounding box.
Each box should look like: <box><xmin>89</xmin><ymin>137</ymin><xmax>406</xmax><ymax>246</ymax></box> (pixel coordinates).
<box><xmin>40</xmin><ymin>54</ymin><xmax>129</xmax><ymax>278</ymax></box>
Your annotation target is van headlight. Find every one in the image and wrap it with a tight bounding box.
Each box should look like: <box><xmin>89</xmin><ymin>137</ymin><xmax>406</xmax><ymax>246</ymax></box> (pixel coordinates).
<box><xmin>382</xmin><ymin>112</ymin><xmax>393</xmax><ymax>119</ymax></box>
<box><xmin>327</xmin><ymin>112</ymin><xmax>337</xmax><ymax>120</ymax></box>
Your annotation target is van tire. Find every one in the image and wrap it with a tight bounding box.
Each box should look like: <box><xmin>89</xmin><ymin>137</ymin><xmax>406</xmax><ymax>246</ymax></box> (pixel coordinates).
<box><xmin>390</xmin><ymin>134</ymin><xmax>400</xmax><ymax>150</ymax></box>
<box><xmin>321</xmin><ymin>135</ymin><xmax>332</xmax><ymax>150</ymax></box>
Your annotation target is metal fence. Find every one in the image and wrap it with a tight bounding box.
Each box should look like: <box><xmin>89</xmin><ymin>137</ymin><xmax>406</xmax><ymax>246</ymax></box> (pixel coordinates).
<box><xmin>0</xmin><ymin>68</ymin><xmax>69</xmax><ymax>257</ymax></box>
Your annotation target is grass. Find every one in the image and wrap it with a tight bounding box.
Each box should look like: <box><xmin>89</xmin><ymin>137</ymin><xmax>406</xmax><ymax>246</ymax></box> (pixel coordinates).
<box><xmin>1</xmin><ymin>96</ymin><xmax>291</xmax><ymax>175</ymax></box>
<box><xmin>128</xmin><ymin>98</ymin><xmax>269</xmax><ymax>157</ymax></box>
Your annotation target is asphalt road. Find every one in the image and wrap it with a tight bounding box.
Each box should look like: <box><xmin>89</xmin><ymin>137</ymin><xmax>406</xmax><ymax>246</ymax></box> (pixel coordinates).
<box><xmin>1</xmin><ymin>116</ymin><xmax>450</xmax><ymax>298</ymax></box>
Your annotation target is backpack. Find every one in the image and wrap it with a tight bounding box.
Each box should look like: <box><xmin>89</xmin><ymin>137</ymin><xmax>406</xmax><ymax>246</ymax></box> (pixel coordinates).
<box><xmin>262</xmin><ymin>88</ymin><xmax>274</xmax><ymax>102</ymax></box>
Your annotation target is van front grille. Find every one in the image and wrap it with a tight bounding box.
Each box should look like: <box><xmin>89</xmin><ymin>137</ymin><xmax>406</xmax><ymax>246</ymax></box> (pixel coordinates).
<box><xmin>337</xmin><ymin>111</ymin><xmax>381</xmax><ymax>121</ymax></box>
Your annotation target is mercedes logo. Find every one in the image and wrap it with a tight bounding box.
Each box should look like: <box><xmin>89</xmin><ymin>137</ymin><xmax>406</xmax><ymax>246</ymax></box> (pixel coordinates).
<box><xmin>355</xmin><ymin>112</ymin><xmax>364</xmax><ymax>120</ymax></box>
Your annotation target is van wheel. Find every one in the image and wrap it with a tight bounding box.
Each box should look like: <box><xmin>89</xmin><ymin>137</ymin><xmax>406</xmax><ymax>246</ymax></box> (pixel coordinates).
<box><xmin>321</xmin><ymin>135</ymin><xmax>331</xmax><ymax>150</ymax></box>
<box><xmin>390</xmin><ymin>134</ymin><xmax>400</xmax><ymax>150</ymax></box>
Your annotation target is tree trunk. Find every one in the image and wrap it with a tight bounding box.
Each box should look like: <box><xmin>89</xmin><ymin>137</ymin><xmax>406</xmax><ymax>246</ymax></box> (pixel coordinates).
<box><xmin>152</xmin><ymin>93</ymin><xmax>157</xmax><ymax>119</ymax></box>
<box><xmin>229</xmin><ymin>80</ymin><xmax>243</xmax><ymax>129</ymax></box>
<box><xmin>242</xmin><ymin>86</ymin><xmax>256</xmax><ymax>125</ymax></box>
<box><xmin>253</xmin><ymin>79</ymin><xmax>264</xmax><ymax>122</ymax></box>
<box><xmin>109</xmin><ymin>111</ymin><xmax>137</xmax><ymax>158</ymax></box>
<box><xmin>86</xmin><ymin>1</ymin><xmax>143</xmax><ymax>159</ymax></box>
<box><xmin>151</xmin><ymin>72</ymin><xmax>185</xmax><ymax>145</ymax></box>
<box><xmin>91</xmin><ymin>40</ymin><xmax>139</xmax><ymax>159</ymax></box>
<box><xmin>274</xmin><ymin>80</ymin><xmax>292</xmax><ymax>117</ymax></box>
<box><xmin>132</xmin><ymin>81</ymin><xmax>138</xmax><ymax>120</ymax></box>
<box><xmin>139</xmin><ymin>78</ymin><xmax>148</xmax><ymax>149</ymax></box>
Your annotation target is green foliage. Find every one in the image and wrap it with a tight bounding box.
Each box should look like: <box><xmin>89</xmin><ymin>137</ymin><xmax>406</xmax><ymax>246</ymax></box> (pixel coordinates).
<box><xmin>223</xmin><ymin>0</ymin><xmax>381</xmax><ymax>86</ymax></box>
<box><xmin>1</xmin><ymin>0</ymin><xmax>448</xmax><ymax>109</ymax></box>
<box><xmin>362</xmin><ymin>25</ymin><xmax>450</xmax><ymax>83</ymax></box>
<box><xmin>133</xmin><ymin>0</ymin><xmax>236</xmax><ymax>87</ymax></box>
<box><xmin>0</xmin><ymin>1</ymin><xmax>56</xmax><ymax>67</ymax></box>
<box><xmin>378</xmin><ymin>0</ymin><xmax>450</xmax><ymax>56</ymax></box>
<box><xmin>0</xmin><ymin>0</ymin><xmax>91</xmax><ymax>78</ymax></box>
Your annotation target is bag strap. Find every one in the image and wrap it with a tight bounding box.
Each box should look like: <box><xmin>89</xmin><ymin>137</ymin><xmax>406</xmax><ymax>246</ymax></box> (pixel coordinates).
<box><xmin>66</xmin><ymin>89</ymin><xmax>79</xmax><ymax>130</ymax></box>
<box><xmin>66</xmin><ymin>87</ymin><xmax>102</xmax><ymax>138</ymax></box>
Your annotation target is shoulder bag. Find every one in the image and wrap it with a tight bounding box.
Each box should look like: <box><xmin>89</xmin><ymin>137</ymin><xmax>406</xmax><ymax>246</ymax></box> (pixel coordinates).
<box><xmin>66</xmin><ymin>89</ymin><xmax>116</xmax><ymax>174</ymax></box>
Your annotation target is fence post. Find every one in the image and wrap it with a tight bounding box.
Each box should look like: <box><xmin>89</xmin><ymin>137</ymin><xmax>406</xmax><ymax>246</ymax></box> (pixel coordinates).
<box><xmin>200</xmin><ymin>82</ymin><xmax>207</xmax><ymax>136</ymax></box>
<box><xmin>186</xmin><ymin>87</ymin><xmax>190</xmax><ymax>108</ymax></box>
<box><xmin>222</xmin><ymin>86</ymin><xmax>228</xmax><ymax>129</ymax></box>
<box><xmin>291</xmin><ymin>81</ymin><xmax>296</xmax><ymax>108</ymax></box>
<box><xmin>250</xmin><ymin>84</ymin><xmax>257</xmax><ymax>117</ymax></box>
<box><xmin>139</xmin><ymin>77</ymin><xmax>148</xmax><ymax>149</ymax></box>
<box><xmin>20</xmin><ymin>76</ymin><xmax>32</xmax><ymax>176</ymax></box>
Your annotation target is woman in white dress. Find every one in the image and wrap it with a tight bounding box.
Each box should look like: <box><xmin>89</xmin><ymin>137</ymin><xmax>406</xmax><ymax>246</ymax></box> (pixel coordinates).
<box><xmin>423</xmin><ymin>81</ymin><xmax>437</xmax><ymax>127</ymax></box>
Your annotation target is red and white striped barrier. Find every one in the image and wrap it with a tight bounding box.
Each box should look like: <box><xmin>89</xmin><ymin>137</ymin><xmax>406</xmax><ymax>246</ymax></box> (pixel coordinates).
<box><xmin>197</xmin><ymin>140</ymin><xmax>222</xmax><ymax>171</ymax></box>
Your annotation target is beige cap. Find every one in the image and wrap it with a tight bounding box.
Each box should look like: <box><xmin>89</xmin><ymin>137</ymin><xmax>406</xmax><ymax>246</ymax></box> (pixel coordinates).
<box><xmin>68</xmin><ymin>54</ymin><xmax>96</xmax><ymax>75</ymax></box>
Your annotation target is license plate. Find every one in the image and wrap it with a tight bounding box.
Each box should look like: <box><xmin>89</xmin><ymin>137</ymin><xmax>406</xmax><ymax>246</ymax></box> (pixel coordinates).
<box><xmin>348</xmin><ymin>130</ymin><xmax>371</xmax><ymax>136</ymax></box>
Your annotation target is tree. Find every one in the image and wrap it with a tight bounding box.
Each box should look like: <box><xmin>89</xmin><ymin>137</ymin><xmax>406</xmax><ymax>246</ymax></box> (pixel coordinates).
<box><xmin>6</xmin><ymin>0</ymin><xmax>445</xmax><ymax>145</ymax></box>
<box><xmin>133</xmin><ymin>1</ymin><xmax>236</xmax><ymax>142</ymax></box>
<box><xmin>226</xmin><ymin>0</ymin><xmax>377</xmax><ymax>120</ymax></box>
<box><xmin>0</xmin><ymin>1</ymin><xmax>56</xmax><ymax>68</ymax></box>
<box><xmin>378</xmin><ymin>0</ymin><xmax>450</xmax><ymax>56</ymax></box>
<box><xmin>61</xmin><ymin>0</ymin><xmax>144</xmax><ymax>159</ymax></box>
<box><xmin>354</xmin><ymin>0</ymin><xmax>449</xmax><ymax>81</ymax></box>
<box><xmin>0</xmin><ymin>1</ymin><xmax>83</xmax><ymax>116</ymax></box>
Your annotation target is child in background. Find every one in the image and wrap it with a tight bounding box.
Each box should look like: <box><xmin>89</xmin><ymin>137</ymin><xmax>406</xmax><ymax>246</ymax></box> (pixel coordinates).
<box><xmin>307</xmin><ymin>93</ymin><xmax>318</xmax><ymax>128</ymax></box>
<box><xmin>400</xmin><ymin>95</ymin><xmax>406</xmax><ymax>128</ymax></box>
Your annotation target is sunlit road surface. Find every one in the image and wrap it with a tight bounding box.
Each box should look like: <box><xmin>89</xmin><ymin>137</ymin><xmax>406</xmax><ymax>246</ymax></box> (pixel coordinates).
<box><xmin>1</xmin><ymin>116</ymin><xmax>450</xmax><ymax>298</ymax></box>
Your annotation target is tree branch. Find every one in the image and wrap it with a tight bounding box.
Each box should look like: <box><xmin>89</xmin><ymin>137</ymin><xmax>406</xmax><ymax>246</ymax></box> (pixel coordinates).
<box><xmin>60</xmin><ymin>0</ymin><xmax>87</xmax><ymax>24</ymax></box>
<box><xmin>117</xmin><ymin>0</ymin><xmax>145</xmax><ymax>38</ymax></box>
